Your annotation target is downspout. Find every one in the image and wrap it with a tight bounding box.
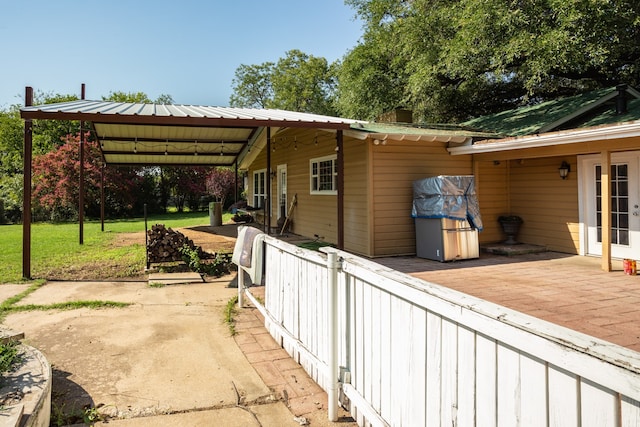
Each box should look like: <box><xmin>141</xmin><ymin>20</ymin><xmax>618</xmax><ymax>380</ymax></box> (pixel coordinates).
<box><xmin>337</xmin><ymin>130</ymin><xmax>344</xmax><ymax>249</ymax></box>
<box><xmin>22</xmin><ymin>87</ymin><xmax>33</xmax><ymax>280</ymax></box>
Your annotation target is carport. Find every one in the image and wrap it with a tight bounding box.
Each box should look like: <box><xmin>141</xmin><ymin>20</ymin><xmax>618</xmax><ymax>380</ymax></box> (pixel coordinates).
<box><xmin>20</xmin><ymin>85</ymin><xmax>358</xmax><ymax>279</ymax></box>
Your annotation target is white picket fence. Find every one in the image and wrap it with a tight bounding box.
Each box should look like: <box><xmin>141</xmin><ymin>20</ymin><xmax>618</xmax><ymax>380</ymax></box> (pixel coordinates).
<box><xmin>244</xmin><ymin>235</ymin><xmax>640</xmax><ymax>426</ymax></box>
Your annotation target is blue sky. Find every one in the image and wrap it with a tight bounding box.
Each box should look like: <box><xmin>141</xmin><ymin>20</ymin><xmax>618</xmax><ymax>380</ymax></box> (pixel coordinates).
<box><xmin>0</xmin><ymin>0</ymin><xmax>363</xmax><ymax>109</ymax></box>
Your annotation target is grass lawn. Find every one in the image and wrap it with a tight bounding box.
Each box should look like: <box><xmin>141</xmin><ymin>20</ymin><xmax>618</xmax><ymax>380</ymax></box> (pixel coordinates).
<box><xmin>0</xmin><ymin>211</ymin><xmax>230</xmax><ymax>284</ymax></box>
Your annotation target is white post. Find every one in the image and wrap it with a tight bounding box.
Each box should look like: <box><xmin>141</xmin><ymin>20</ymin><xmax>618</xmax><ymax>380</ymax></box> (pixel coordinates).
<box><xmin>326</xmin><ymin>249</ymin><xmax>339</xmax><ymax>421</ymax></box>
<box><xmin>238</xmin><ymin>267</ymin><xmax>244</xmax><ymax>308</ymax></box>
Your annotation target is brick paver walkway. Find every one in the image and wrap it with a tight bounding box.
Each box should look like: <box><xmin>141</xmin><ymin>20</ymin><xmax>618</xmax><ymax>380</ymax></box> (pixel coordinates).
<box><xmin>376</xmin><ymin>252</ymin><xmax>640</xmax><ymax>352</ymax></box>
<box><xmin>233</xmin><ymin>298</ymin><xmax>356</xmax><ymax>425</ymax></box>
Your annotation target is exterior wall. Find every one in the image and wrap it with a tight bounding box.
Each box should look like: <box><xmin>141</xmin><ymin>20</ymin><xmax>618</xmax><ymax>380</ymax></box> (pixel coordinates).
<box><xmin>475</xmin><ymin>160</ymin><xmax>509</xmax><ymax>244</ymax></box>
<box><xmin>245</xmin><ymin>128</ymin><xmax>371</xmax><ymax>255</ymax></box>
<box><xmin>509</xmin><ymin>156</ymin><xmax>579</xmax><ymax>253</ymax></box>
<box><xmin>475</xmin><ymin>155</ymin><xmax>580</xmax><ymax>253</ymax></box>
<box><xmin>370</xmin><ymin>140</ymin><xmax>473</xmax><ymax>256</ymax></box>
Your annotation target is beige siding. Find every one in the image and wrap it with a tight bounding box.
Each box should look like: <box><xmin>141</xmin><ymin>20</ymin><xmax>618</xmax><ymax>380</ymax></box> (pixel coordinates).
<box><xmin>509</xmin><ymin>157</ymin><xmax>579</xmax><ymax>253</ymax></box>
<box><xmin>370</xmin><ymin>140</ymin><xmax>473</xmax><ymax>256</ymax></box>
<box><xmin>476</xmin><ymin>160</ymin><xmax>509</xmax><ymax>244</ymax></box>
<box><xmin>245</xmin><ymin>128</ymin><xmax>371</xmax><ymax>254</ymax></box>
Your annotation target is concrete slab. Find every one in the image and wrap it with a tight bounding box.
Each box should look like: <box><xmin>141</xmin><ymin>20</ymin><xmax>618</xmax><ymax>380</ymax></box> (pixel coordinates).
<box><xmin>1</xmin><ymin>279</ymin><xmax>288</xmax><ymax>423</ymax></box>
<box><xmin>93</xmin><ymin>403</ymin><xmax>301</xmax><ymax>426</ymax></box>
<box><xmin>148</xmin><ymin>272</ymin><xmax>204</xmax><ymax>285</ymax></box>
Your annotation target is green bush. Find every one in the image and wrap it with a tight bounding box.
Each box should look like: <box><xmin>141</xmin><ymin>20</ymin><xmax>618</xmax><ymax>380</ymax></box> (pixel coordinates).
<box><xmin>179</xmin><ymin>245</ymin><xmax>231</xmax><ymax>278</ymax></box>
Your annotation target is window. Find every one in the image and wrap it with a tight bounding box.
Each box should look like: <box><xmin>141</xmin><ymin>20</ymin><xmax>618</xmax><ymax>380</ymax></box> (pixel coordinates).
<box><xmin>253</xmin><ymin>169</ymin><xmax>266</xmax><ymax>208</ymax></box>
<box><xmin>310</xmin><ymin>155</ymin><xmax>337</xmax><ymax>194</ymax></box>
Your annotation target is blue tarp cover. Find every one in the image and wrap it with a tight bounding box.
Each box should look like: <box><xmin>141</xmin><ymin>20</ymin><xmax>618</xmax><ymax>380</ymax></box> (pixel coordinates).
<box><xmin>411</xmin><ymin>175</ymin><xmax>483</xmax><ymax>231</ymax></box>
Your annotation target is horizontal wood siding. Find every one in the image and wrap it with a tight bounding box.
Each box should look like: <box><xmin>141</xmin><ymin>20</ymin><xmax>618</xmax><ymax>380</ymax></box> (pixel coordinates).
<box><xmin>343</xmin><ymin>138</ymin><xmax>371</xmax><ymax>256</ymax></box>
<box><xmin>476</xmin><ymin>160</ymin><xmax>509</xmax><ymax>244</ymax></box>
<box><xmin>509</xmin><ymin>157</ymin><xmax>579</xmax><ymax>253</ymax></box>
<box><xmin>371</xmin><ymin>140</ymin><xmax>472</xmax><ymax>256</ymax></box>
<box><xmin>246</xmin><ymin>128</ymin><xmax>370</xmax><ymax>253</ymax></box>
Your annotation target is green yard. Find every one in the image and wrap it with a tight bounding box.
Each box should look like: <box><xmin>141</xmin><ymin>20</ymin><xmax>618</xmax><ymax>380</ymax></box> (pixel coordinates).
<box><xmin>0</xmin><ymin>211</ymin><xmax>230</xmax><ymax>284</ymax></box>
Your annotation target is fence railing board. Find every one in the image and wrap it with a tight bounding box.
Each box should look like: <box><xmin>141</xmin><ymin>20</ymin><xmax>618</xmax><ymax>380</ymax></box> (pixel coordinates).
<box><xmin>252</xmin><ymin>236</ymin><xmax>640</xmax><ymax>426</ymax></box>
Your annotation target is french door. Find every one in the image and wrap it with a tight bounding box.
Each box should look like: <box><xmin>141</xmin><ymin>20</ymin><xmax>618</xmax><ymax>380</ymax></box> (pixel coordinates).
<box><xmin>582</xmin><ymin>152</ymin><xmax>640</xmax><ymax>259</ymax></box>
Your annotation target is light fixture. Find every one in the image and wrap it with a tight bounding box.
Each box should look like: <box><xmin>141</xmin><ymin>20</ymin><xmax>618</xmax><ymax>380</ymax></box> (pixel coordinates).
<box><xmin>559</xmin><ymin>161</ymin><xmax>570</xmax><ymax>179</ymax></box>
<box><xmin>194</xmin><ymin>140</ymin><xmax>198</xmax><ymax>156</ymax></box>
<box><xmin>134</xmin><ymin>138</ymin><xmax>137</xmax><ymax>154</ymax></box>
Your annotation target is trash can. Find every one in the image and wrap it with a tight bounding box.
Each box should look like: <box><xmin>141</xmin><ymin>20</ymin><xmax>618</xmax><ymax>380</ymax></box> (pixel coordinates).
<box><xmin>209</xmin><ymin>201</ymin><xmax>222</xmax><ymax>227</ymax></box>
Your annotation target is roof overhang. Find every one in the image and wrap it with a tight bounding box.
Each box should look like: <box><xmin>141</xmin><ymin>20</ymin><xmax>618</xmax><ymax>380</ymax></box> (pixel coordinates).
<box><xmin>21</xmin><ymin>100</ymin><xmax>360</xmax><ymax>167</ymax></box>
<box><xmin>447</xmin><ymin>120</ymin><xmax>640</xmax><ymax>156</ymax></box>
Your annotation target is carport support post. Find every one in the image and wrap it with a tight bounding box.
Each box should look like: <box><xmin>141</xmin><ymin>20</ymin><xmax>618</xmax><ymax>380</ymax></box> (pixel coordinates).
<box><xmin>336</xmin><ymin>130</ymin><xmax>344</xmax><ymax>249</ymax></box>
<box><xmin>79</xmin><ymin>83</ymin><xmax>86</xmax><ymax>245</ymax></box>
<box><xmin>266</xmin><ymin>127</ymin><xmax>271</xmax><ymax>233</ymax></box>
<box><xmin>22</xmin><ymin>86</ymin><xmax>33</xmax><ymax>279</ymax></box>
<box><xmin>325</xmin><ymin>248</ymin><xmax>340</xmax><ymax>421</ymax></box>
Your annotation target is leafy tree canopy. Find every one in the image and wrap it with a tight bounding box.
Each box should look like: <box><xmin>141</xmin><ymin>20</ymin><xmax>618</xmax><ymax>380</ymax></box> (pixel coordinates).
<box><xmin>340</xmin><ymin>0</ymin><xmax>640</xmax><ymax>122</ymax></box>
<box><xmin>230</xmin><ymin>49</ymin><xmax>338</xmax><ymax>116</ymax></box>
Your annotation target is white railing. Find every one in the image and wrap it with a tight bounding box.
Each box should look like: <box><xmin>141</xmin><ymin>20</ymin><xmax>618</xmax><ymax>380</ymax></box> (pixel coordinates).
<box><xmin>246</xmin><ymin>235</ymin><xmax>640</xmax><ymax>426</ymax></box>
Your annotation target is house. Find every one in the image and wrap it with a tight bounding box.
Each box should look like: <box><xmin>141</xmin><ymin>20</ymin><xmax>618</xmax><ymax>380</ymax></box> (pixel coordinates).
<box><xmin>238</xmin><ymin>85</ymin><xmax>640</xmax><ymax>268</ymax></box>
<box><xmin>237</xmin><ymin>121</ymin><xmax>495</xmax><ymax>257</ymax></box>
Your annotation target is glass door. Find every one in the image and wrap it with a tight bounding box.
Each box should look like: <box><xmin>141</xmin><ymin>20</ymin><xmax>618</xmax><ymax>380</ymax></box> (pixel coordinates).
<box><xmin>583</xmin><ymin>152</ymin><xmax>640</xmax><ymax>259</ymax></box>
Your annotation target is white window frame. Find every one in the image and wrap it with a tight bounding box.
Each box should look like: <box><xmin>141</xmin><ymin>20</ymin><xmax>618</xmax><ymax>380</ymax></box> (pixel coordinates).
<box><xmin>310</xmin><ymin>155</ymin><xmax>337</xmax><ymax>195</ymax></box>
<box><xmin>253</xmin><ymin>169</ymin><xmax>267</xmax><ymax>208</ymax></box>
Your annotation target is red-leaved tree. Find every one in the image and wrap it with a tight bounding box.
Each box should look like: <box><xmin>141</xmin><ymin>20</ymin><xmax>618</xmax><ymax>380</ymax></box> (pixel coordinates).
<box><xmin>32</xmin><ymin>133</ymin><xmax>140</xmax><ymax>221</ymax></box>
<box><xmin>205</xmin><ymin>167</ymin><xmax>236</xmax><ymax>209</ymax></box>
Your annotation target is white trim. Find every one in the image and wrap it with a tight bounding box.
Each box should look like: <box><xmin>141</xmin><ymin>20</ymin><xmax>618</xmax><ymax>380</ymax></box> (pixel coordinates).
<box><xmin>448</xmin><ymin>121</ymin><xmax>640</xmax><ymax>155</ymax></box>
<box><xmin>310</xmin><ymin>154</ymin><xmax>338</xmax><ymax>195</ymax></box>
<box><xmin>252</xmin><ymin>168</ymin><xmax>267</xmax><ymax>208</ymax></box>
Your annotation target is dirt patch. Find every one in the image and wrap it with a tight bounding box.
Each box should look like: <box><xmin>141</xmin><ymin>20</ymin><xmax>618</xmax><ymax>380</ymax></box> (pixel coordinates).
<box><xmin>111</xmin><ymin>232</ymin><xmax>146</xmax><ymax>248</ymax></box>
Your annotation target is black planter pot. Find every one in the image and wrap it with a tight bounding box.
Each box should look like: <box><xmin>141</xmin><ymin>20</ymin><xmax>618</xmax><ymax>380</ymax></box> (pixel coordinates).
<box><xmin>498</xmin><ymin>217</ymin><xmax>522</xmax><ymax>245</ymax></box>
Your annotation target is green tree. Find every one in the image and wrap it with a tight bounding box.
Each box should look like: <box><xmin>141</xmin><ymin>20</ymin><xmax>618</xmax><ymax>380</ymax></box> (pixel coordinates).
<box><xmin>340</xmin><ymin>0</ymin><xmax>640</xmax><ymax>122</ymax></box>
<box><xmin>230</xmin><ymin>50</ymin><xmax>338</xmax><ymax>115</ymax></box>
<box><xmin>230</xmin><ymin>63</ymin><xmax>275</xmax><ymax>108</ymax></box>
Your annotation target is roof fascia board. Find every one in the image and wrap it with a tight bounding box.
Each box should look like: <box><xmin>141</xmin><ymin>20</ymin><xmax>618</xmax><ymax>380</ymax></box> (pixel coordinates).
<box><xmin>448</xmin><ymin>121</ymin><xmax>640</xmax><ymax>155</ymax></box>
<box><xmin>20</xmin><ymin>110</ymin><xmax>353</xmax><ymax>130</ymax></box>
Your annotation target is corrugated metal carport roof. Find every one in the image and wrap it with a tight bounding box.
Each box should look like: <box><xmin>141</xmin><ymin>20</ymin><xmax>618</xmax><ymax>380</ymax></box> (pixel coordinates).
<box><xmin>21</xmin><ymin>100</ymin><xmax>361</xmax><ymax>166</ymax></box>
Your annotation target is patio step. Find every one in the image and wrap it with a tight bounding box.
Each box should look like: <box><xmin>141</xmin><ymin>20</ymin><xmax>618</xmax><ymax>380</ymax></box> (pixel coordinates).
<box><xmin>481</xmin><ymin>243</ymin><xmax>547</xmax><ymax>256</ymax></box>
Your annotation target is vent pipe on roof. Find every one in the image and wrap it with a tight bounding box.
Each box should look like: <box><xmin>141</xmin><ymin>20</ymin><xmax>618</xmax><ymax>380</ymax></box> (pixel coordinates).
<box><xmin>616</xmin><ymin>84</ymin><xmax>628</xmax><ymax>115</ymax></box>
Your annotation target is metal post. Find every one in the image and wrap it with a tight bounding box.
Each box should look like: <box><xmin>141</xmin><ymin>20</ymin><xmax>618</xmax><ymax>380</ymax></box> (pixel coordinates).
<box><xmin>266</xmin><ymin>127</ymin><xmax>271</xmax><ymax>234</ymax></box>
<box><xmin>79</xmin><ymin>83</ymin><xmax>85</xmax><ymax>244</ymax></box>
<box><xmin>100</xmin><ymin>164</ymin><xmax>105</xmax><ymax>232</ymax></box>
<box><xmin>238</xmin><ymin>266</ymin><xmax>244</xmax><ymax>308</ymax></box>
<box><xmin>144</xmin><ymin>203</ymin><xmax>149</xmax><ymax>270</ymax></box>
<box><xmin>22</xmin><ymin>87</ymin><xmax>33</xmax><ymax>279</ymax></box>
<box><xmin>326</xmin><ymin>248</ymin><xmax>340</xmax><ymax>421</ymax></box>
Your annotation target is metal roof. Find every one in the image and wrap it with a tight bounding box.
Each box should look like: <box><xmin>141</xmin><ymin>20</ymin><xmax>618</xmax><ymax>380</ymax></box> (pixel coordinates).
<box><xmin>21</xmin><ymin>100</ymin><xmax>361</xmax><ymax>166</ymax></box>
